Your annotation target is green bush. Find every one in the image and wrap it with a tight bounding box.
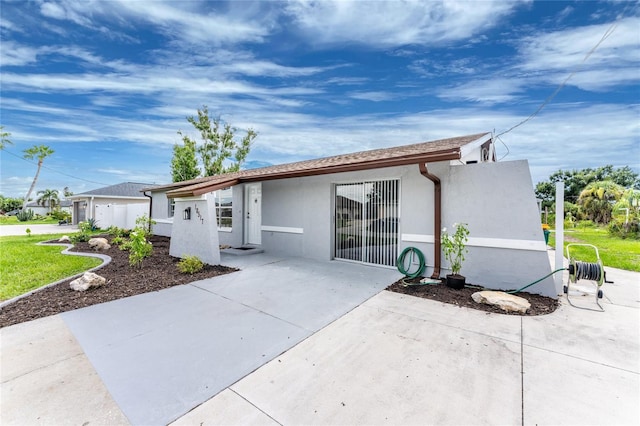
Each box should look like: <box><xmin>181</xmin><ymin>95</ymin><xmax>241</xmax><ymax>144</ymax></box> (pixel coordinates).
<box><xmin>608</xmin><ymin>217</ymin><xmax>640</xmax><ymax>239</ymax></box>
<box><xmin>15</xmin><ymin>209</ymin><xmax>34</xmax><ymax>222</ymax></box>
<box><xmin>128</xmin><ymin>230</ymin><xmax>152</xmax><ymax>267</ymax></box>
<box><xmin>86</xmin><ymin>217</ymin><xmax>99</xmax><ymax>231</ymax></box>
<box><xmin>135</xmin><ymin>215</ymin><xmax>156</xmax><ymax>239</ymax></box>
<box><xmin>50</xmin><ymin>209</ymin><xmax>71</xmax><ymax>222</ymax></box>
<box><xmin>177</xmin><ymin>255</ymin><xmax>204</xmax><ymax>274</ymax></box>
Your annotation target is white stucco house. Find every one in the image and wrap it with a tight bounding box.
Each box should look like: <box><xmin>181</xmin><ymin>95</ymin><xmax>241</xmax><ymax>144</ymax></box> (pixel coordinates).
<box><xmin>68</xmin><ymin>182</ymin><xmax>151</xmax><ymax>229</ymax></box>
<box><xmin>145</xmin><ymin>133</ymin><xmax>557</xmax><ymax>297</ymax></box>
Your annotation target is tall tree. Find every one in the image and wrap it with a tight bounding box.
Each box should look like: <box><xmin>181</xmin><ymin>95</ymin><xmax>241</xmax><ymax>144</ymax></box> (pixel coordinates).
<box><xmin>577</xmin><ymin>181</ymin><xmax>625</xmax><ymax>224</ymax></box>
<box><xmin>536</xmin><ymin>165</ymin><xmax>640</xmax><ymax>209</ymax></box>
<box><xmin>177</xmin><ymin>105</ymin><xmax>257</xmax><ymax>178</ymax></box>
<box><xmin>37</xmin><ymin>188</ymin><xmax>60</xmax><ymax>213</ymax></box>
<box><xmin>22</xmin><ymin>145</ymin><xmax>54</xmax><ymax>210</ymax></box>
<box><xmin>0</xmin><ymin>126</ymin><xmax>12</xmax><ymax>150</ymax></box>
<box><xmin>170</xmin><ymin>136</ymin><xmax>200</xmax><ymax>182</ymax></box>
<box><xmin>63</xmin><ymin>186</ymin><xmax>74</xmax><ymax>198</ymax></box>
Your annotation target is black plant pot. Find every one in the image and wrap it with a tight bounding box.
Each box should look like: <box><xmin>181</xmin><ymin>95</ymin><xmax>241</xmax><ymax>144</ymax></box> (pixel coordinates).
<box><xmin>446</xmin><ymin>274</ymin><xmax>466</xmax><ymax>290</ymax></box>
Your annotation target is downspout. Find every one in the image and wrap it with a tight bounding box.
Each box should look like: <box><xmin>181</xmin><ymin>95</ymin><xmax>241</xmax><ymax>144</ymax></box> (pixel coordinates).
<box><xmin>143</xmin><ymin>191</ymin><xmax>153</xmax><ymax>234</ymax></box>
<box><xmin>419</xmin><ymin>163</ymin><xmax>442</xmax><ymax>280</ymax></box>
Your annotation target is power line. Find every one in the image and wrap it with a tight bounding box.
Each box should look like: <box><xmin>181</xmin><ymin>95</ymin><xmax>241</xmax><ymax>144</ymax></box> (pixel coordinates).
<box><xmin>0</xmin><ymin>148</ymin><xmax>111</xmax><ymax>186</ymax></box>
<box><xmin>496</xmin><ymin>21</ymin><xmax>619</xmax><ymax>138</ymax></box>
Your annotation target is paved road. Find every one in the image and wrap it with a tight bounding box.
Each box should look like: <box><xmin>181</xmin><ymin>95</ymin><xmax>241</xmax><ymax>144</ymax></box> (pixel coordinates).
<box><xmin>0</xmin><ymin>223</ymin><xmax>78</xmax><ymax>236</ymax></box>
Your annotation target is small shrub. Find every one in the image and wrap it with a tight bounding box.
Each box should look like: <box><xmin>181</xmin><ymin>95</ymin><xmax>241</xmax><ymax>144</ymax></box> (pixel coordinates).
<box><xmin>608</xmin><ymin>217</ymin><xmax>640</xmax><ymax>239</ymax></box>
<box><xmin>50</xmin><ymin>209</ymin><xmax>71</xmax><ymax>222</ymax></box>
<box><xmin>111</xmin><ymin>235</ymin><xmax>124</xmax><ymax>245</ymax></box>
<box><xmin>25</xmin><ymin>228</ymin><xmax>31</xmax><ymax>237</ymax></box>
<box><xmin>128</xmin><ymin>230</ymin><xmax>152</xmax><ymax>267</ymax></box>
<box><xmin>135</xmin><ymin>215</ymin><xmax>156</xmax><ymax>239</ymax></box>
<box><xmin>177</xmin><ymin>256</ymin><xmax>204</xmax><ymax>274</ymax></box>
<box><xmin>71</xmin><ymin>221</ymin><xmax>93</xmax><ymax>243</ymax></box>
<box><xmin>15</xmin><ymin>209</ymin><xmax>34</xmax><ymax>222</ymax></box>
<box><xmin>86</xmin><ymin>217</ymin><xmax>99</xmax><ymax>231</ymax></box>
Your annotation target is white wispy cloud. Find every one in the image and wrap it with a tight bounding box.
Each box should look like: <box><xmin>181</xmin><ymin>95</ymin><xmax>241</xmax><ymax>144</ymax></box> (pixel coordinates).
<box><xmin>285</xmin><ymin>0</ymin><xmax>530</xmax><ymax>47</ymax></box>
<box><xmin>519</xmin><ymin>16</ymin><xmax>640</xmax><ymax>89</ymax></box>
<box><xmin>347</xmin><ymin>91</ymin><xmax>395</xmax><ymax>102</ymax></box>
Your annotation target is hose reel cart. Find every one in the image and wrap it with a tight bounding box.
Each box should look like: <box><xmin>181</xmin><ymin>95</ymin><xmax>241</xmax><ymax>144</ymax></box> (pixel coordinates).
<box><xmin>564</xmin><ymin>243</ymin><xmax>612</xmax><ymax>311</ymax></box>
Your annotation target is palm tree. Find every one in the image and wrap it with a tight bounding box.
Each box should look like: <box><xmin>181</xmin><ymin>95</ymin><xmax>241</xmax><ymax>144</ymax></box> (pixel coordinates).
<box><xmin>578</xmin><ymin>180</ymin><xmax>625</xmax><ymax>224</ymax></box>
<box><xmin>37</xmin><ymin>189</ymin><xmax>60</xmax><ymax>213</ymax></box>
<box><xmin>0</xmin><ymin>126</ymin><xmax>11</xmax><ymax>150</ymax></box>
<box><xmin>22</xmin><ymin>145</ymin><xmax>55</xmax><ymax>210</ymax></box>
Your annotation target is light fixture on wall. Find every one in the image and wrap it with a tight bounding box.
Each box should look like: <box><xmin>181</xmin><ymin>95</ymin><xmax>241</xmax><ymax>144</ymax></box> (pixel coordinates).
<box><xmin>183</xmin><ymin>207</ymin><xmax>191</xmax><ymax>220</ymax></box>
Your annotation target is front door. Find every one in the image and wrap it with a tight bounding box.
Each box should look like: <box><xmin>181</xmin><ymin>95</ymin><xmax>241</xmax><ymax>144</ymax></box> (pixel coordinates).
<box><xmin>245</xmin><ymin>183</ymin><xmax>262</xmax><ymax>245</ymax></box>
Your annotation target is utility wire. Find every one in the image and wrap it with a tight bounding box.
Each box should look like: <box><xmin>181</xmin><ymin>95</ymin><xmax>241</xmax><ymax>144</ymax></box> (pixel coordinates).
<box><xmin>0</xmin><ymin>148</ymin><xmax>111</xmax><ymax>186</ymax></box>
<box><xmin>496</xmin><ymin>21</ymin><xmax>618</xmax><ymax>138</ymax></box>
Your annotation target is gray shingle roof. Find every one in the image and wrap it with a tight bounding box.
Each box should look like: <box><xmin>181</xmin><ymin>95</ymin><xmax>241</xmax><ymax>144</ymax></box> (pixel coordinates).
<box><xmin>72</xmin><ymin>182</ymin><xmax>151</xmax><ymax>198</ymax></box>
<box><xmin>149</xmin><ymin>132</ymin><xmax>491</xmax><ymax>198</ymax></box>
<box><xmin>26</xmin><ymin>199</ymin><xmax>72</xmax><ymax>208</ymax></box>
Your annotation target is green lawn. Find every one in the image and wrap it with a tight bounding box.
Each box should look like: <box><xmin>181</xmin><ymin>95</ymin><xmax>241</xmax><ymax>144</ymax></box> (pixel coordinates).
<box><xmin>550</xmin><ymin>227</ymin><xmax>640</xmax><ymax>272</ymax></box>
<box><xmin>0</xmin><ymin>234</ymin><xmax>101</xmax><ymax>301</ymax></box>
<box><xmin>0</xmin><ymin>216</ymin><xmax>59</xmax><ymax>225</ymax></box>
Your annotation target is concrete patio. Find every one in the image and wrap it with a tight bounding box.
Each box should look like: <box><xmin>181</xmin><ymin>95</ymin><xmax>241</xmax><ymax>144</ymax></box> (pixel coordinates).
<box><xmin>1</xmin><ymin>251</ymin><xmax>638</xmax><ymax>425</ymax></box>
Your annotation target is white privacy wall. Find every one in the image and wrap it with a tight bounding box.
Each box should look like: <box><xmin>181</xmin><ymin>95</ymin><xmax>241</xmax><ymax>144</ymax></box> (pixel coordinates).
<box><xmin>169</xmin><ymin>196</ymin><xmax>220</xmax><ymax>265</ymax></box>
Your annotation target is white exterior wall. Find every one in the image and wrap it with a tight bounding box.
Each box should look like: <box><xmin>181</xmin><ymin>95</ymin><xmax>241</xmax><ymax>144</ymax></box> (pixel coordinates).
<box><xmin>150</xmin><ymin>191</ymin><xmax>173</xmax><ymax>237</ymax></box>
<box><xmin>156</xmin><ymin>159</ymin><xmax>555</xmax><ymax>297</ymax></box>
<box><xmin>248</xmin><ymin>160</ymin><xmax>554</xmax><ymax>297</ymax></box>
<box><xmin>169</xmin><ymin>196</ymin><xmax>220</xmax><ymax>265</ymax></box>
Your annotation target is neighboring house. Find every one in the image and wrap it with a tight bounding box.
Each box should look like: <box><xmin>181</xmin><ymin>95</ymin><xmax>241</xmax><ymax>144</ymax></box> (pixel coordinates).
<box><xmin>68</xmin><ymin>182</ymin><xmax>151</xmax><ymax>229</ymax></box>
<box><xmin>145</xmin><ymin>133</ymin><xmax>557</xmax><ymax>297</ymax></box>
<box><xmin>24</xmin><ymin>199</ymin><xmax>72</xmax><ymax>216</ymax></box>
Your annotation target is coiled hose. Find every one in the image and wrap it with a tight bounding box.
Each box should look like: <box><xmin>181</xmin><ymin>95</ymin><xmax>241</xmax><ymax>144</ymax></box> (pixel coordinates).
<box><xmin>396</xmin><ymin>247</ymin><xmax>426</xmax><ymax>279</ymax></box>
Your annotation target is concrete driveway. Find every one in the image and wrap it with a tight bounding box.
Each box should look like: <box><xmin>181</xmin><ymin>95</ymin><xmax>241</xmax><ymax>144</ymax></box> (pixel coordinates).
<box><xmin>1</xmin><ymin>252</ymin><xmax>638</xmax><ymax>425</ymax></box>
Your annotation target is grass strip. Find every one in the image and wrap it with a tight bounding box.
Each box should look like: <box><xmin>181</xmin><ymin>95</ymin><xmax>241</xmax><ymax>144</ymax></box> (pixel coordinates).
<box><xmin>0</xmin><ymin>216</ymin><xmax>59</xmax><ymax>225</ymax></box>
<box><xmin>0</xmin><ymin>234</ymin><xmax>102</xmax><ymax>301</ymax></box>
<box><xmin>550</xmin><ymin>227</ymin><xmax>640</xmax><ymax>272</ymax></box>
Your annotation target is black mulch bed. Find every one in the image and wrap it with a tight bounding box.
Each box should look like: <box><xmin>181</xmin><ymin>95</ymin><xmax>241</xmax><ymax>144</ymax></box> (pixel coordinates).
<box><xmin>0</xmin><ymin>235</ymin><xmax>238</xmax><ymax>328</ymax></box>
<box><xmin>386</xmin><ymin>277</ymin><xmax>559</xmax><ymax>316</ymax></box>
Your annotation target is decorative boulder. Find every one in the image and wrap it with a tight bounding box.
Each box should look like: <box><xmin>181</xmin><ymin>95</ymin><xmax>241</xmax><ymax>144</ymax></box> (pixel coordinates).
<box><xmin>59</xmin><ymin>235</ymin><xmax>71</xmax><ymax>243</ymax></box>
<box><xmin>88</xmin><ymin>237</ymin><xmax>111</xmax><ymax>250</ymax></box>
<box><xmin>70</xmin><ymin>272</ymin><xmax>106</xmax><ymax>291</ymax></box>
<box><xmin>471</xmin><ymin>291</ymin><xmax>531</xmax><ymax>314</ymax></box>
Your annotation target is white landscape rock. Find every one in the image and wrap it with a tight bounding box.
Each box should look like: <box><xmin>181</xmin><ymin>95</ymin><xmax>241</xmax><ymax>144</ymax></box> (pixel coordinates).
<box><xmin>471</xmin><ymin>290</ymin><xmax>531</xmax><ymax>314</ymax></box>
<box><xmin>70</xmin><ymin>272</ymin><xmax>106</xmax><ymax>292</ymax></box>
<box><xmin>88</xmin><ymin>237</ymin><xmax>111</xmax><ymax>250</ymax></box>
<box><xmin>58</xmin><ymin>235</ymin><xmax>71</xmax><ymax>243</ymax></box>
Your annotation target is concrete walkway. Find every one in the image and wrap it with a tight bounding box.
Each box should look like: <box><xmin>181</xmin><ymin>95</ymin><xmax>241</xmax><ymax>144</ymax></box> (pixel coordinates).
<box><xmin>1</xmin><ymin>253</ymin><xmax>638</xmax><ymax>425</ymax></box>
<box><xmin>0</xmin><ymin>223</ymin><xmax>78</xmax><ymax>236</ymax></box>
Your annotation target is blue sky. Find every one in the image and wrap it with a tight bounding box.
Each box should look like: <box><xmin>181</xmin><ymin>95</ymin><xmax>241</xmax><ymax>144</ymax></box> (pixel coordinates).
<box><xmin>1</xmin><ymin>0</ymin><xmax>638</xmax><ymax>198</ymax></box>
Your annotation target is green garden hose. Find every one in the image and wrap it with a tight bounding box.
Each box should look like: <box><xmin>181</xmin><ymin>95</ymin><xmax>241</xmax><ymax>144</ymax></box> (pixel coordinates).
<box><xmin>396</xmin><ymin>247</ymin><xmax>426</xmax><ymax>279</ymax></box>
<box><xmin>506</xmin><ymin>268</ymin><xmax>567</xmax><ymax>294</ymax></box>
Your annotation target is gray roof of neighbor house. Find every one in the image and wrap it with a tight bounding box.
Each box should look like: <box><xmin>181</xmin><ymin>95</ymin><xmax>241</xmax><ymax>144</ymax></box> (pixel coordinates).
<box><xmin>26</xmin><ymin>199</ymin><xmax>72</xmax><ymax>208</ymax></box>
<box><xmin>145</xmin><ymin>132</ymin><xmax>492</xmax><ymax>198</ymax></box>
<box><xmin>69</xmin><ymin>182</ymin><xmax>151</xmax><ymax>199</ymax></box>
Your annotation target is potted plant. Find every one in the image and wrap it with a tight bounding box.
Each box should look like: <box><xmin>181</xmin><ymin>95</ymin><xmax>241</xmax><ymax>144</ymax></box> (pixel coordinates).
<box><xmin>441</xmin><ymin>223</ymin><xmax>469</xmax><ymax>289</ymax></box>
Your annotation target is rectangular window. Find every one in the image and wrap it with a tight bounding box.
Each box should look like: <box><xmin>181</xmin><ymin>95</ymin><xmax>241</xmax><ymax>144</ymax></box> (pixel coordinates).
<box><xmin>168</xmin><ymin>199</ymin><xmax>175</xmax><ymax>217</ymax></box>
<box><xmin>214</xmin><ymin>187</ymin><xmax>233</xmax><ymax>230</ymax></box>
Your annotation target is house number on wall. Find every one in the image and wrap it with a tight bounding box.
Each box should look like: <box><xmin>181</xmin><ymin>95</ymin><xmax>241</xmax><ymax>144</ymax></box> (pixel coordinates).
<box><xmin>195</xmin><ymin>206</ymin><xmax>205</xmax><ymax>224</ymax></box>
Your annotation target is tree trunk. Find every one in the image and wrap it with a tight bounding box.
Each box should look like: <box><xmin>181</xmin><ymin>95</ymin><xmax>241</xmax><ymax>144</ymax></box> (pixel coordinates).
<box><xmin>22</xmin><ymin>160</ymin><xmax>42</xmax><ymax>210</ymax></box>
